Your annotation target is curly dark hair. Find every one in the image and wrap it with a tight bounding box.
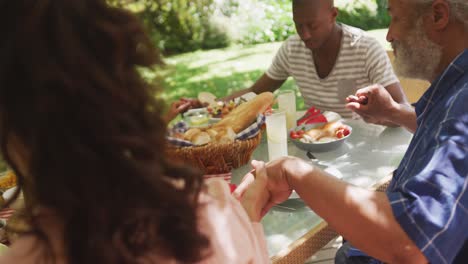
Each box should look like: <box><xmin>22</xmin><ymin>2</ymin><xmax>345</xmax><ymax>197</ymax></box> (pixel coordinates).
<box><xmin>0</xmin><ymin>0</ymin><xmax>210</xmax><ymax>263</ymax></box>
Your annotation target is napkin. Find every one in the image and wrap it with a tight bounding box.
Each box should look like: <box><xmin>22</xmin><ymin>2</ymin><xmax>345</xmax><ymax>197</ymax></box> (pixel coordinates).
<box><xmin>296</xmin><ymin>106</ymin><xmax>327</xmax><ymax>130</ymax></box>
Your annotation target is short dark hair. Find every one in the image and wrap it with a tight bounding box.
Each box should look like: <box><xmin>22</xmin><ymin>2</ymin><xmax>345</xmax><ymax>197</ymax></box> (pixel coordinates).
<box><xmin>0</xmin><ymin>0</ymin><xmax>210</xmax><ymax>263</ymax></box>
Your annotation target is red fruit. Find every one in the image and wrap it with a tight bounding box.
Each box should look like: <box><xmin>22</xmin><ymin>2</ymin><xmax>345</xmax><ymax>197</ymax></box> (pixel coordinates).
<box><xmin>343</xmin><ymin>127</ymin><xmax>350</xmax><ymax>137</ymax></box>
<box><xmin>336</xmin><ymin>129</ymin><xmax>344</xmax><ymax>139</ymax></box>
<box><xmin>290</xmin><ymin>131</ymin><xmax>301</xmax><ymax>139</ymax></box>
<box><xmin>290</xmin><ymin>130</ymin><xmax>297</xmax><ymax>138</ymax></box>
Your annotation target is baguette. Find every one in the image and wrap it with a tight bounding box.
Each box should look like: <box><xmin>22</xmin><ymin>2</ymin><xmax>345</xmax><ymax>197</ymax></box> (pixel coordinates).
<box><xmin>213</xmin><ymin>92</ymin><xmax>274</xmax><ymax>133</ymax></box>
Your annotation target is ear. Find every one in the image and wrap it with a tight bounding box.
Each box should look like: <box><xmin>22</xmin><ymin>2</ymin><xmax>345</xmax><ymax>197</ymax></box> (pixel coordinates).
<box><xmin>430</xmin><ymin>0</ymin><xmax>450</xmax><ymax>30</ymax></box>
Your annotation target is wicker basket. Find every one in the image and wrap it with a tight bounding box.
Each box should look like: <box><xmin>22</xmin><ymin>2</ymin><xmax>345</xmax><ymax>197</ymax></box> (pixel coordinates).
<box><xmin>167</xmin><ymin>132</ymin><xmax>263</xmax><ymax>174</ymax></box>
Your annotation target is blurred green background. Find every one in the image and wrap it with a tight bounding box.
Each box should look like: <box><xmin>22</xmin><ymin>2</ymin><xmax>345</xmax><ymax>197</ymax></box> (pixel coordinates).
<box><xmin>110</xmin><ymin>0</ymin><xmax>390</xmax><ymax>54</ymax></box>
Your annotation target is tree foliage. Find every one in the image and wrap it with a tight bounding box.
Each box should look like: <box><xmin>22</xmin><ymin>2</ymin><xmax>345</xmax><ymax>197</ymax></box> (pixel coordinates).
<box><xmin>109</xmin><ymin>0</ymin><xmax>390</xmax><ymax>54</ymax></box>
<box><xmin>109</xmin><ymin>0</ymin><xmax>229</xmax><ymax>54</ymax></box>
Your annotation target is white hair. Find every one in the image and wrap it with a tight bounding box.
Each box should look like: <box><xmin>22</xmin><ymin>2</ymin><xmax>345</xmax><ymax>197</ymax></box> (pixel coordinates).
<box><xmin>416</xmin><ymin>0</ymin><xmax>468</xmax><ymax>28</ymax></box>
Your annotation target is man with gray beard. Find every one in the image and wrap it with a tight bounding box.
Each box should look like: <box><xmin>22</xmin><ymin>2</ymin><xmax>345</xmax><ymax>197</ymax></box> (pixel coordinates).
<box><xmin>234</xmin><ymin>0</ymin><xmax>467</xmax><ymax>263</ymax></box>
<box><xmin>341</xmin><ymin>0</ymin><xmax>468</xmax><ymax>263</ymax></box>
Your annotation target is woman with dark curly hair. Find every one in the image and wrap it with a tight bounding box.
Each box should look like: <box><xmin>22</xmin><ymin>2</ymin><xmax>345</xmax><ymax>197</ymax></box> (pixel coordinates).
<box><xmin>0</xmin><ymin>1</ymin><xmax>269</xmax><ymax>263</ymax></box>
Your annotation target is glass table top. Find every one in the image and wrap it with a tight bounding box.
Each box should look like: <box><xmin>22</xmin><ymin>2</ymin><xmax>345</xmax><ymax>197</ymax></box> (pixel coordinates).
<box><xmin>231</xmin><ymin>118</ymin><xmax>413</xmax><ymax>257</ymax></box>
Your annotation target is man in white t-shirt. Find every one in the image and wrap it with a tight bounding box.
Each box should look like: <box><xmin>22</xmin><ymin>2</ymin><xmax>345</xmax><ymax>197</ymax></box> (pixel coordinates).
<box><xmin>225</xmin><ymin>0</ymin><xmax>408</xmax><ymax>119</ymax></box>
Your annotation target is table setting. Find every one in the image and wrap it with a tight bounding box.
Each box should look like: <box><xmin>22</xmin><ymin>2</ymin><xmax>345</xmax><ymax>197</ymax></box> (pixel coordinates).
<box><xmin>166</xmin><ymin>90</ymin><xmax>413</xmax><ymax>262</ymax></box>
<box><xmin>230</xmin><ymin>106</ymin><xmax>413</xmax><ymax>262</ymax></box>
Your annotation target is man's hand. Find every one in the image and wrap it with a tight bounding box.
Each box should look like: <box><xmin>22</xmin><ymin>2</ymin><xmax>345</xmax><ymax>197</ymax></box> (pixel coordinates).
<box><xmin>234</xmin><ymin>157</ymin><xmax>310</xmax><ymax>218</ymax></box>
<box><xmin>235</xmin><ymin>160</ymin><xmax>271</xmax><ymax>222</ymax></box>
<box><xmin>346</xmin><ymin>84</ymin><xmax>400</xmax><ymax>125</ymax></box>
<box><xmin>165</xmin><ymin>100</ymin><xmax>191</xmax><ymax>122</ymax></box>
<box><xmin>164</xmin><ymin>98</ymin><xmax>204</xmax><ymax>122</ymax></box>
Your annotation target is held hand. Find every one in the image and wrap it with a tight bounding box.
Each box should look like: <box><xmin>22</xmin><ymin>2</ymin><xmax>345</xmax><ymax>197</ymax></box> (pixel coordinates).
<box><xmin>236</xmin><ymin>160</ymin><xmax>271</xmax><ymax>222</ymax></box>
<box><xmin>235</xmin><ymin>157</ymin><xmax>308</xmax><ymax>218</ymax></box>
<box><xmin>346</xmin><ymin>84</ymin><xmax>399</xmax><ymax>125</ymax></box>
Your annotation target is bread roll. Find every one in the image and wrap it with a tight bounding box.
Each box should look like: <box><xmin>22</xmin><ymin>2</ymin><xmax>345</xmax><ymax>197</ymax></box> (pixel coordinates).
<box><xmin>214</xmin><ymin>126</ymin><xmax>236</xmax><ymax>144</ymax></box>
<box><xmin>184</xmin><ymin>128</ymin><xmax>201</xmax><ymax>141</ymax></box>
<box><xmin>206</xmin><ymin>129</ymin><xmax>218</xmax><ymax>139</ymax></box>
<box><xmin>213</xmin><ymin>92</ymin><xmax>274</xmax><ymax>133</ymax></box>
<box><xmin>192</xmin><ymin>132</ymin><xmax>211</xmax><ymax>145</ymax></box>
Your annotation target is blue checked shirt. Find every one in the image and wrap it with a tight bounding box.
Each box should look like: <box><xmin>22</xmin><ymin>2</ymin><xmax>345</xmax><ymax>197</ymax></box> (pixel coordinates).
<box><xmin>348</xmin><ymin>50</ymin><xmax>468</xmax><ymax>263</ymax></box>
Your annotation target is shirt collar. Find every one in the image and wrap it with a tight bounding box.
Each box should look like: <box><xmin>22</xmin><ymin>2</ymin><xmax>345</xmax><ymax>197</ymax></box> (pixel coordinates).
<box><xmin>414</xmin><ymin>49</ymin><xmax>468</xmax><ymax>119</ymax></box>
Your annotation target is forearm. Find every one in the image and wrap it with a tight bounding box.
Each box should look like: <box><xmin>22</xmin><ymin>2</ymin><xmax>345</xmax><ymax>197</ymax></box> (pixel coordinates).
<box><xmin>385</xmin><ymin>82</ymin><xmax>409</xmax><ymax>105</ymax></box>
<box><xmin>289</xmin><ymin>165</ymin><xmax>426</xmax><ymax>263</ymax></box>
<box><xmin>222</xmin><ymin>73</ymin><xmax>284</xmax><ymax>101</ymax></box>
<box><xmin>389</xmin><ymin>103</ymin><xmax>417</xmax><ymax>133</ymax></box>
<box><xmin>221</xmin><ymin>88</ymin><xmax>254</xmax><ymax>102</ymax></box>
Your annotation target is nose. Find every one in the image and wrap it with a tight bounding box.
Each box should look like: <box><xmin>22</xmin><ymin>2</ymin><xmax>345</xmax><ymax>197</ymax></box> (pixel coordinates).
<box><xmin>386</xmin><ymin>27</ymin><xmax>394</xmax><ymax>43</ymax></box>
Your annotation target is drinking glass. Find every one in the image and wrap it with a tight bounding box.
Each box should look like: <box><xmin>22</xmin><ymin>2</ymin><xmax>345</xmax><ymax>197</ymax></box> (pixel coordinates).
<box><xmin>277</xmin><ymin>90</ymin><xmax>297</xmax><ymax>130</ymax></box>
<box><xmin>265</xmin><ymin>110</ymin><xmax>288</xmax><ymax>161</ymax></box>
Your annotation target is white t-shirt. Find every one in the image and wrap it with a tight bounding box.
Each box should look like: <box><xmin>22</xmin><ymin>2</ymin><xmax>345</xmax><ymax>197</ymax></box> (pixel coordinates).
<box><xmin>267</xmin><ymin>24</ymin><xmax>398</xmax><ymax>118</ymax></box>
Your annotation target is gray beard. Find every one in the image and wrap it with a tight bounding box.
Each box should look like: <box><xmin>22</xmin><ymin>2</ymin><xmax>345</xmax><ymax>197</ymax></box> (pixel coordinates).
<box><xmin>392</xmin><ymin>19</ymin><xmax>443</xmax><ymax>81</ymax></box>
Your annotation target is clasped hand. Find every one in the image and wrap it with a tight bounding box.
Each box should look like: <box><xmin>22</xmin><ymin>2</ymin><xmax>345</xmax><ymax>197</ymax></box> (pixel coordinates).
<box><xmin>234</xmin><ymin>157</ymin><xmax>310</xmax><ymax>222</ymax></box>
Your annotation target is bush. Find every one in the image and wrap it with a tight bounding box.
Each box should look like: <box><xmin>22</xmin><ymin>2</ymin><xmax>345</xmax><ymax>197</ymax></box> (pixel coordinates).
<box><xmin>217</xmin><ymin>0</ymin><xmax>295</xmax><ymax>45</ymax></box>
<box><xmin>110</xmin><ymin>0</ymin><xmax>391</xmax><ymax>54</ymax></box>
<box><xmin>336</xmin><ymin>0</ymin><xmax>390</xmax><ymax>30</ymax></box>
<box><xmin>109</xmin><ymin>0</ymin><xmax>231</xmax><ymax>54</ymax></box>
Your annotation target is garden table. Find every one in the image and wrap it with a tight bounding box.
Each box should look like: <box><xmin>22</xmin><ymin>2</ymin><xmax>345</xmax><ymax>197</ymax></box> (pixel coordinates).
<box><xmin>231</xmin><ymin>117</ymin><xmax>413</xmax><ymax>264</ymax></box>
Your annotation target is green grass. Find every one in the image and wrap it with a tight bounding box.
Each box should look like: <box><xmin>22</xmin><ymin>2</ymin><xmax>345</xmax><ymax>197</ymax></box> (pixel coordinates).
<box><xmin>158</xmin><ymin>28</ymin><xmax>390</xmax><ymax>113</ymax></box>
<box><xmin>155</xmin><ymin>42</ymin><xmax>303</xmax><ymax>109</ymax></box>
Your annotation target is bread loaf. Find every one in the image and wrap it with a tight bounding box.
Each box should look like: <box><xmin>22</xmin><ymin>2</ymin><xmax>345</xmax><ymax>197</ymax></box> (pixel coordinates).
<box><xmin>213</xmin><ymin>92</ymin><xmax>274</xmax><ymax>133</ymax></box>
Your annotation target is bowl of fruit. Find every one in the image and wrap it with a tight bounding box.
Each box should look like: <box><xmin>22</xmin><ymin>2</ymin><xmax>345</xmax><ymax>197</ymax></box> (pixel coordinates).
<box><xmin>289</xmin><ymin>121</ymin><xmax>352</xmax><ymax>152</ymax></box>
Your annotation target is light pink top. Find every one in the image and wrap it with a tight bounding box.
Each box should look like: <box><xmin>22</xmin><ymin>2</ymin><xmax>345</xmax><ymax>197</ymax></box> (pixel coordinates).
<box><xmin>0</xmin><ymin>179</ymin><xmax>269</xmax><ymax>263</ymax></box>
